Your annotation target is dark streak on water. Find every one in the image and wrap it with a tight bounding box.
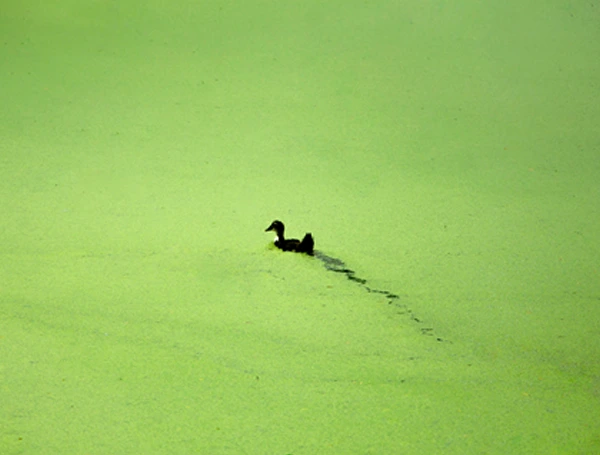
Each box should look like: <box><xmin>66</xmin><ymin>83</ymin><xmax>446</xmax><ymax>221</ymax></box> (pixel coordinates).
<box><xmin>313</xmin><ymin>250</ymin><xmax>446</xmax><ymax>342</ymax></box>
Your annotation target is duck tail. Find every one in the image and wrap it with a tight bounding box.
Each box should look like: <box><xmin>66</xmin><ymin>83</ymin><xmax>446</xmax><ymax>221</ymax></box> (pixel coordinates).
<box><xmin>299</xmin><ymin>233</ymin><xmax>315</xmax><ymax>255</ymax></box>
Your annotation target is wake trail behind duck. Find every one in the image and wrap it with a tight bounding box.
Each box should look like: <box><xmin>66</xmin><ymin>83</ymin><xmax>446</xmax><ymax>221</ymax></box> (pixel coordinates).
<box><xmin>313</xmin><ymin>250</ymin><xmax>446</xmax><ymax>342</ymax></box>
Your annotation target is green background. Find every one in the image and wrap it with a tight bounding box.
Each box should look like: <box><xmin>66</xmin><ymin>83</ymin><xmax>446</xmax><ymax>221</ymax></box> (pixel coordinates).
<box><xmin>2</xmin><ymin>1</ymin><xmax>599</xmax><ymax>453</ymax></box>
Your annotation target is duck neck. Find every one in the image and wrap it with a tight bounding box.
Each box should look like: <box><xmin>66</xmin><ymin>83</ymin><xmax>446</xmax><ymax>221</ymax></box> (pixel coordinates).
<box><xmin>274</xmin><ymin>227</ymin><xmax>285</xmax><ymax>243</ymax></box>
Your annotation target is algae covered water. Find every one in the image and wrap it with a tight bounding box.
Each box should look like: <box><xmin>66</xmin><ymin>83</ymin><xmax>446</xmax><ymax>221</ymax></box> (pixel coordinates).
<box><xmin>2</xmin><ymin>1</ymin><xmax>599</xmax><ymax>453</ymax></box>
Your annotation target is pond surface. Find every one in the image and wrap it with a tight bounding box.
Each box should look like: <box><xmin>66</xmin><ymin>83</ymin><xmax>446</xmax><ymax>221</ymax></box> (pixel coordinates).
<box><xmin>1</xmin><ymin>1</ymin><xmax>599</xmax><ymax>453</ymax></box>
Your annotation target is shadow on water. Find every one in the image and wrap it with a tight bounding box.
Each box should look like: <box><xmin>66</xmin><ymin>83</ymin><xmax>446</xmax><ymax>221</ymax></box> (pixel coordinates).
<box><xmin>313</xmin><ymin>250</ymin><xmax>447</xmax><ymax>342</ymax></box>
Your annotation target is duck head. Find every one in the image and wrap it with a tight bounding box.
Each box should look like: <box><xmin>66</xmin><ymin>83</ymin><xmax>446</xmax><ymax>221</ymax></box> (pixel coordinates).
<box><xmin>265</xmin><ymin>220</ymin><xmax>285</xmax><ymax>241</ymax></box>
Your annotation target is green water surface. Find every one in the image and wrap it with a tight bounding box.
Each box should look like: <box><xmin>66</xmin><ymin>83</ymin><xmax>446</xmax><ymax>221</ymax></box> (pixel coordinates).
<box><xmin>1</xmin><ymin>1</ymin><xmax>599</xmax><ymax>453</ymax></box>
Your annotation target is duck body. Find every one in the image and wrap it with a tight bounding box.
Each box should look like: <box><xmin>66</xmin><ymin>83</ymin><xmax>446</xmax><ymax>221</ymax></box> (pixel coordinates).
<box><xmin>265</xmin><ymin>220</ymin><xmax>314</xmax><ymax>255</ymax></box>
